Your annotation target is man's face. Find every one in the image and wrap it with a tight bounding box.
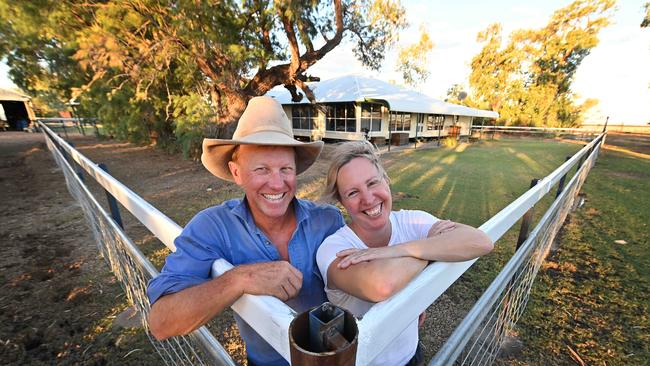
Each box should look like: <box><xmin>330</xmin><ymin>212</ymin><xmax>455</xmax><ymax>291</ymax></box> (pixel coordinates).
<box><xmin>228</xmin><ymin>145</ymin><xmax>297</xmax><ymax>222</ymax></box>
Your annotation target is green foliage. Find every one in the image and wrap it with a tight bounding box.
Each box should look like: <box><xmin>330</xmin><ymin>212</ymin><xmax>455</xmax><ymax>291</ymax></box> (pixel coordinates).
<box><xmin>0</xmin><ymin>0</ymin><xmax>408</xmax><ymax>155</ymax></box>
<box><xmin>445</xmin><ymin>83</ymin><xmax>469</xmax><ymax>105</ymax></box>
<box><xmin>441</xmin><ymin>136</ymin><xmax>458</xmax><ymax>148</ymax></box>
<box><xmin>171</xmin><ymin>92</ymin><xmax>216</xmax><ymax>158</ymax></box>
<box><xmin>347</xmin><ymin>0</ymin><xmax>409</xmax><ymax>70</ymax></box>
<box><xmin>0</xmin><ymin>0</ymin><xmax>90</xmax><ymax>115</ymax></box>
<box><xmin>396</xmin><ymin>25</ymin><xmax>434</xmax><ymax>87</ymax></box>
<box><xmin>469</xmin><ymin>0</ymin><xmax>615</xmax><ymax>127</ymax></box>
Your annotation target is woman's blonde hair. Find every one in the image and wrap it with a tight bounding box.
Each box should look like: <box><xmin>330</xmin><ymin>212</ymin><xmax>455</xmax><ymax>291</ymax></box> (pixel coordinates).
<box><xmin>322</xmin><ymin>140</ymin><xmax>389</xmax><ymax>202</ymax></box>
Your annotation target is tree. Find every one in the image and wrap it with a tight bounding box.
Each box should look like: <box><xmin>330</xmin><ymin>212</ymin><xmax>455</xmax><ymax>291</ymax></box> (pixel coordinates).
<box><xmin>1</xmin><ymin>0</ymin><xmax>408</xmax><ymax>155</ymax></box>
<box><xmin>0</xmin><ymin>1</ymin><xmax>92</xmax><ymax>115</ymax></box>
<box><xmin>445</xmin><ymin>83</ymin><xmax>469</xmax><ymax>105</ymax></box>
<box><xmin>396</xmin><ymin>25</ymin><xmax>433</xmax><ymax>87</ymax></box>
<box><xmin>469</xmin><ymin>0</ymin><xmax>615</xmax><ymax>127</ymax></box>
<box><xmin>642</xmin><ymin>2</ymin><xmax>650</xmax><ymax>27</ymax></box>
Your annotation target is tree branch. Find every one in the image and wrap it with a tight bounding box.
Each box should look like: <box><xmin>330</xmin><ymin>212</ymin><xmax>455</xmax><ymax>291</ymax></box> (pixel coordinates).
<box><xmin>278</xmin><ymin>5</ymin><xmax>301</xmax><ymax>75</ymax></box>
<box><xmin>245</xmin><ymin>0</ymin><xmax>343</xmax><ymax>97</ymax></box>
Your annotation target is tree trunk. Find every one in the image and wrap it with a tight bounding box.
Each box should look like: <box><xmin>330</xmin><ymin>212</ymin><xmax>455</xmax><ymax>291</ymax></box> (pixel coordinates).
<box><xmin>204</xmin><ymin>91</ymin><xmax>249</xmax><ymax>139</ymax></box>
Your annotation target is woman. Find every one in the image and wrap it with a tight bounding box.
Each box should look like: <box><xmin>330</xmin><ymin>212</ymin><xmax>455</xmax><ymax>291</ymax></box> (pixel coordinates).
<box><xmin>316</xmin><ymin>141</ymin><xmax>493</xmax><ymax>366</ymax></box>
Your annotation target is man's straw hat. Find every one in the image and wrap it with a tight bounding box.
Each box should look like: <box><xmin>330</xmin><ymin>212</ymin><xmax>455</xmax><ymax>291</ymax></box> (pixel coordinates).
<box><xmin>201</xmin><ymin>96</ymin><xmax>323</xmax><ymax>182</ymax></box>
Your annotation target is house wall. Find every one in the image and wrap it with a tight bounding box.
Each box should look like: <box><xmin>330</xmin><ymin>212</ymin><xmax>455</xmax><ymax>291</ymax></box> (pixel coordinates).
<box><xmin>286</xmin><ymin>103</ymin><xmax>477</xmax><ymax>142</ymax></box>
<box><xmin>458</xmin><ymin>115</ymin><xmax>473</xmax><ymax>136</ymax></box>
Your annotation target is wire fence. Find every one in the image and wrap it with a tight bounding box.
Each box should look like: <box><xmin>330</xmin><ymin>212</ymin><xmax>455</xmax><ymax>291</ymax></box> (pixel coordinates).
<box><xmin>39</xmin><ymin>122</ymin><xmax>236</xmax><ymax>366</ymax></box>
<box><xmin>469</xmin><ymin>125</ymin><xmax>601</xmax><ymax>141</ymax></box>
<box><xmin>429</xmin><ymin>135</ymin><xmax>602</xmax><ymax>365</ymax></box>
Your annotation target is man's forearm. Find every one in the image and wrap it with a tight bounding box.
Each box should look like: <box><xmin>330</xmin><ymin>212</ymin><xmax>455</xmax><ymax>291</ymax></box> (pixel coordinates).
<box><xmin>148</xmin><ymin>269</ymin><xmax>244</xmax><ymax>340</ymax></box>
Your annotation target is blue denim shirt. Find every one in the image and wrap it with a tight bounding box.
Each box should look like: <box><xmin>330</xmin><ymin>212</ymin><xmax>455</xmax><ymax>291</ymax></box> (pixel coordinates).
<box><xmin>147</xmin><ymin>198</ymin><xmax>344</xmax><ymax>366</ymax></box>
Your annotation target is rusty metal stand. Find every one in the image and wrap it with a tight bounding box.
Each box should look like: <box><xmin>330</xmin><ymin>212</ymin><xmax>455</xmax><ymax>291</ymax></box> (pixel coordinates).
<box><xmin>289</xmin><ymin>302</ymin><xmax>358</xmax><ymax>365</ymax></box>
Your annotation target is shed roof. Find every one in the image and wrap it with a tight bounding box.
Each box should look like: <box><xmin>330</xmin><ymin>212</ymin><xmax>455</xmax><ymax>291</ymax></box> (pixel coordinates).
<box><xmin>265</xmin><ymin>75</ymin><xmax>499</xmax><ymax>119</ymax></box>
<box><xmin>0</xmin><ymin>88</ymin><xmax>31</xmax><ymax>102</ymax></box>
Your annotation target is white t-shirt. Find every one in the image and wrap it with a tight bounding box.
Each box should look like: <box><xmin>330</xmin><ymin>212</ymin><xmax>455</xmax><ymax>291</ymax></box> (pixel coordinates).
<box><xmin>316</xmin><ymin>209</ymin><xmax>437</xmax><ymax>366</ymax></box>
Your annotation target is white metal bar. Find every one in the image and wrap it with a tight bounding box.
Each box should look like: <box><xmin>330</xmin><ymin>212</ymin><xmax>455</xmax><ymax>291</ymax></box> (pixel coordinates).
<box><xmin>211</xmin><ymin>260</ymin><xmax>297</xmax><ymax>363</ymax></box>
<box><xmin>472</xmin><ymin>125</ymin><xmax>591</xmax><ymax>132</ymax></box>
<box><xmin>39</xmin><ymin>121</ymin><xmax>181</xmax><ymax>251</ymax></box>
<box><xmin>36</xmin><ymin>117</ymin><xmax>97</xmax><ymax>122</ymax></box>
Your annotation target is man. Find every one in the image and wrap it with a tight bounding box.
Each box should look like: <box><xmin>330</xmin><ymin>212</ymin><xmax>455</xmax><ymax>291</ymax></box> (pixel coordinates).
<box><xmin>147</xmin><ymin>96</ymin><xmax>344</xmax><ymax>366</ymax></box>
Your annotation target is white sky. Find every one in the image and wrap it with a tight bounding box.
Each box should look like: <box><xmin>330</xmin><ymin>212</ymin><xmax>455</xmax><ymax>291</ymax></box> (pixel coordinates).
<box><xmin>1</xmin><ymin>0</ymin><xmax>648</xmax><ymax>124</ymax></box>
<box><xmin>310</xmin><ymin>0</ymin><xmax>650</xmax><ymax>125</ymax></box>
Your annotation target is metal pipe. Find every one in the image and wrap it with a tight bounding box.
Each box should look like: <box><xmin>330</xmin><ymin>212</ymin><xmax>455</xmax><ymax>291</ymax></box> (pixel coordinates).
<box><xmin>516</xmin><ymin>179</ymin><xmax>540</xmax><ymax>250</ymax></box>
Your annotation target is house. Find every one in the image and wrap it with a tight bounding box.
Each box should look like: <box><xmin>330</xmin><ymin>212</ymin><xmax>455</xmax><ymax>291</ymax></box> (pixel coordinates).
<box><xmin>0</xmin><ymin>88</ymin><xmax>35</xmax><ymax>130</ymax></box>
<box><xmin>265</xmin><ymin>75</ymin><xmax>498</xmax><ymax>144</ymax></box>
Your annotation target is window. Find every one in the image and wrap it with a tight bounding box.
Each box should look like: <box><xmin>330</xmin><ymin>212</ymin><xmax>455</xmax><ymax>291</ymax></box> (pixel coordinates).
<box><xmin>416</xmin><ymin>114</ymin><xmax>424</xmax><ymax>133</ymax></box>
<box><xmin>389</xmin><ymin>111</ymin><xmax>413</xmax><ymax>132</ymax></box>
<box><xmin>389</xmin><ymin>112</ymin><xmax>398</xmax><ymax>131</ymax></box>
<box><xmin>291</xmin><ymin>105</ymin><xmax>317</xmax><ymax>130</ymax></box>
<box><xmin>324</xmin><ymin>103</ymin><xmax>356</xmax><ymax>132</ymax></box>
<box><xmin>360</xmin><ymin>103</ymin><xmax>383</xmax><ymax>133</ymax></box>
<box><xmin>426</xmin><ymin>114</ymin><xmax>445</xmax><ymax>131</ymax></box>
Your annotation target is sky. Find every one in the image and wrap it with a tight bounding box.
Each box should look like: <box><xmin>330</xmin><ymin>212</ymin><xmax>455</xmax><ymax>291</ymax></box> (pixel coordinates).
<box><xmin>1</xmin><ymin>0</ymin><xmax>648</xmax><ymax>125</ymax></box>
<box><xmin>309</xmin><ymin>0</ymin><xmax>650</xmax><ymax>125</ymax></box>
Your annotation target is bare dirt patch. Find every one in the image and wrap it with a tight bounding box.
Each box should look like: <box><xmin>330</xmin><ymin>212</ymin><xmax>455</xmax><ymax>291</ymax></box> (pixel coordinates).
<box><xmin>0</xmin><ymin>132</ymin><xmax>159</xmax><ymax>365</ymax></box>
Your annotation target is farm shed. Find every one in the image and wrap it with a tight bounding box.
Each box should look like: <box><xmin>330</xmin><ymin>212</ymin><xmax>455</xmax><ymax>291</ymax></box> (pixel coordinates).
<box><xmin>0</xmin><ymin>88</ymin><xmax>35</xmax><ymax>131</ymax></box>
<box><xmin>265</xmin><ymin>75</ymin><xmax>498</xmax><ymax>144</ymax></box>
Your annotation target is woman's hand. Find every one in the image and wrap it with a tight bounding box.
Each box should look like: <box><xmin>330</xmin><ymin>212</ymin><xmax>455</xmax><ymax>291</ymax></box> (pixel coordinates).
<box><xmin>336</xmin><ymin>246</ymin><xmax>406</xmax><ymax>269</ymax></box>
<box><xmin>427</xmin><ymin>219</ymin><xmax>456</xmax><ymax>237</ymax></box>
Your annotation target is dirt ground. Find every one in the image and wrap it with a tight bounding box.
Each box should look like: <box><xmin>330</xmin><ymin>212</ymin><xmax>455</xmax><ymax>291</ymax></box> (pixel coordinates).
<box><xmin>0</xmin><ymin>132</ymin><xmax>161</xmax><ymax>365</ymax></box>
<box><xmin>1</xmin><ymin>130</ymin><xmax>644</xmax><ymax>365</ymax></box>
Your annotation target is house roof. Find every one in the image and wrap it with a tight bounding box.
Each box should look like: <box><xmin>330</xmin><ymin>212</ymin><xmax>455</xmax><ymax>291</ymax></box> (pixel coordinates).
<box><xmin>265</xmin><ymin>75</ymin><xmax>499</xmax><ymax>119</ymax></box>
<box><xmin>0</xmin><ymin>88</ymin><xmax>31</xmax><ymax>102</ymax></box>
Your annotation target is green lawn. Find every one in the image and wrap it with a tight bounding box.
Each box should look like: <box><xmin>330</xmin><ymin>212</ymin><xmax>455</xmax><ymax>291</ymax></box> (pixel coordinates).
<box><xmin>513</xmin><ymin>147</ymin><xmax>650</xmax><ymax>365</ymax></box>
<box><xmin>382</xmin><ymin>139</ymin><xmax>583</xmax><ymax>293</ymax></box>
<box><xmin>357</xmin><ymin>137</ymin><xmax>648</xmax><ymax>364</ymax></box>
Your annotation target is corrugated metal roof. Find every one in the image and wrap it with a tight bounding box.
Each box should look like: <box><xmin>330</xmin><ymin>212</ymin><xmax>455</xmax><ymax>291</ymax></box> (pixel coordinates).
<box><xmin>0</xmin><ymin>88</ymin><xmax>31</xmax><ymax>102</ymax></box>
<box><xmin>265</xmin><ymin>75</ymin><xmax>499</xmax><ymax>119</ymax></box>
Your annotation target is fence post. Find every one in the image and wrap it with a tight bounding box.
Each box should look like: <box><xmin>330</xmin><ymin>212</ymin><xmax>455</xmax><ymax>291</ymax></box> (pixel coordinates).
<box><xmin>67</xmin><ymin>143</ymin><xmax>85</xmax><ymax>182</ymax></box>
<box><xmin>555</xmin><ymin>156</ymin><xmax>571</xmax><ymax>198</ymax></box>
<box><xmin>388</xmin><ymin>129</ymin><xmax>392</xmax><ymax>152</ymax></box>
<box><xmin>577</xmin><ymin>151</ymin><xmax>587</xmax><ymax>171</ymax></box>
<box><xmin>92</xmin><ymin>119</ymin><xmax>100</xmax><ymax>137</ymax></box>
<box><xmin>98</xmin><ymin>163</ymin><xmax>124</xmax><ymax>229</ymax></box>
<box><xmin>61</xmin><ymin>120</ymin><xmax>69</xmax><ymax>140</ymax></box>
<box><xmin>516</xmin><ymin>178</ymin><xmax>540</xmax><ymax>250</ymax></box>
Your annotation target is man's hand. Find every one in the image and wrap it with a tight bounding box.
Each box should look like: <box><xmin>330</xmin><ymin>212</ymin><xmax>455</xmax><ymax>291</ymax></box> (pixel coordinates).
<box><xmin>233</xmin><ymin>261</ymin><xmax>303</xmax><ymax>301</ymax></box>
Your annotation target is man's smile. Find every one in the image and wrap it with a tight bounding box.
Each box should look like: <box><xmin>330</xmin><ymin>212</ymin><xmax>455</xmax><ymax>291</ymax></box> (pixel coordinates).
<box><xmin>262</xmin><ymin>192</ymin><xmax>286</xmax><ymax>201</ymax></box>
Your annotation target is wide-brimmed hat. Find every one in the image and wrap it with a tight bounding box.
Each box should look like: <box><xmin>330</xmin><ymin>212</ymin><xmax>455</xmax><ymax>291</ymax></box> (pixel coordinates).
<box><xmin>201</xmin><ymin>96</ymin><xmax>323</xmax><ymax>182</ymax></box>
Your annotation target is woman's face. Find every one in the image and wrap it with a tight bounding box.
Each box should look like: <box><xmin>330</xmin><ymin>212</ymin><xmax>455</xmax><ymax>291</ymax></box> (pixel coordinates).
<box><xmin>336</xmin><ymin>157</ymin><xmax>392</xmax><ymax>234</ymax></box>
